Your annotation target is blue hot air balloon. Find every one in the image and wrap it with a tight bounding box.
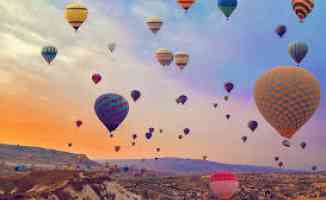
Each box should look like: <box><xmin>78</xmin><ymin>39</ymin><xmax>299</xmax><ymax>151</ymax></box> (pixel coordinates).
<box><xmin>145</xmin><ymin>132</ymin><xmax>152</xmax><ymax>140</ymax></box>
<box><xmin>41</xmin><ymin>46</ymin><xmax>57</xmax><ymax>64</ymax></box>
<box><xmin>218</xmin><ymin>0</ymin><xmax>238</xmax><ymax>20</ymax></box>
<box><xmin>94</xmin><ymin>93</ymin><xmax>129</xmax><ymax>133</ymax></box>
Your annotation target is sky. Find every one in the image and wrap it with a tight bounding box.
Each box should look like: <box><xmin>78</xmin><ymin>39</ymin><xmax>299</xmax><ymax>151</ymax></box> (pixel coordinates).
<box><xmin>0</xmin><ymin>0</ymin><xmax>325</xmax><ymax>170</ymax></box>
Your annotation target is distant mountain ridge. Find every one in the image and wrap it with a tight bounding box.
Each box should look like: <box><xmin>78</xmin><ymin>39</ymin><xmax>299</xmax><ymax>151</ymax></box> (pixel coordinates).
<box><xmin>0</xmin><ymin>143</ymin><xmax>99</xmax><ymax>168</ymax></box>
<box><xmin>103</xmin><ymin>157</ymin><xmax>301</xmax><ymax>174</ymax></box>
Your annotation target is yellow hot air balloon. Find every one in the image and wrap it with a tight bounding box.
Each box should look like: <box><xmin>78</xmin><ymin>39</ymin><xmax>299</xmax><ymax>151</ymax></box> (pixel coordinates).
<box><xmin>64</xmin><ymin>2</ymin><xmax>88</xmax><ymax>31</ymax></box>
<box><xmin>254</xmin><ymin>66</ymin><xmax>320</xmax><ymax>139</ymax></box>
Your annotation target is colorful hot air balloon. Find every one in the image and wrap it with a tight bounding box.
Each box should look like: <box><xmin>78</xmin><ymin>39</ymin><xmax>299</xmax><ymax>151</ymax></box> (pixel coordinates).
<box><xmin>64</xmin><ymin>2</ymin><xmax>88</xmax><ymax>31</ymax></box>
<box><xmin>92</xmin><ymin>73</ymin><xmax>102</xmax><ymax>84</ymax></box>
<box><xmin>254</xmin><ymin>66</ymin><xmax>320</xmax><ymax>139</ymax></box>
<box><xmin>131</xmin><ymin>90</ymin><xmax>141</xmax><ymax>102</ymax></box>
<box><xmin>209</xmin><ymin>172</ymin><xmax>239</xmax><ymax>200</ymax></box>
<box><xmin>132</xmin><ymin>134</ymin><xmax>138</xmax><ymax>140</ymax></box>
<box><xmin>75</xmin><ymin>120</ymin><xmax>83</xmax><ymax>128</ymax></box>
<box><xmin>108</xmin><ymin>43</ymin><xmax>116</xmax><ymax>53</ymax></box>
<box><xmin>145</xmin><ymin>16</ymin><xmax>163</xmax><ymax>34</ymax></box>
<box><xmin>203</xmin><ymin>155</ymin><xmax>208</xmax><ymax>160</ymax></box>
<box><xmin>155</xmin><ymin>48</ymin><xmax>173</xmax><ymax>66</ymax></box>
<box><xmin>41</xmin><ymin>46</ymin><xmax>57</xmax><ymax>64</ymax></box>
<box><xmin>174</xmin><ymin>52</ymin><xmax>189</xmax><ymax>70</ymax></box>
<box><xmin>94</xmin><ymin>93</ymin><xmax>129</xmax><ymax>133</ymax></box>
<box><xmin>292</xmin><ymin>0</ymin><xmax>314</xmax><ymax>23</ymax></box>
<box><xmin>177</xmin><ymin>0</ymin><xmax>196</xmax><ymax>12</ymax></box>
<box><xmin>184</xmin><ymin>128</ymin><xmax>190</xmax><ymax>135</ymax></box>
<box><xmin>218</xmin><ymin>0</ymin><xmax>238</xmax><ymax>20</ymax></box>
<box><xmin>300</xmin><ymin>141</ymin><xmax>307</xmax><ymax>149</ymax></box>
<box><xmin>224</xmin><ymin>96</ymin><xmax>229</xmax><ymax>101</ymax></box>
<box><xmin>288</xmin><ymin>42</ymin><xmax>309</xmax><ymax>65</ymax></box>
<box><xmin>213</xmin><ymin>103</ymin><xmax>218</xmax><ymax>108</ymax></box>
<box><xmin>275</xmin><ymin>25</ymin><xmax>287</xmax><ymax>38</ymax></box>
<box><xmin>241</xmin><ymin>136</ymin><xmax>247</xmax><ymax>143</ymax></box>
<box><xmin>224</xmin><ymin>82</ymin><xmax>234</xmax><ymax>93</ymax></box>
<box><xmin>248</xmin><ymin>120</ymin><xmax>258</xmax><ymax>132</ymax></box>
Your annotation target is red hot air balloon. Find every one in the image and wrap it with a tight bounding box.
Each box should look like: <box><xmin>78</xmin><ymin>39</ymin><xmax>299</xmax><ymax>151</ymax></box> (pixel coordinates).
<box><xmin>209</xmin><ymin>171</ymin><xmax>239</xmax><ymax>200</ymax></box>
<box><xmin>92</xmin><ymin>73</ymin><xmax>102</xmax><ymax>84</ymax></box>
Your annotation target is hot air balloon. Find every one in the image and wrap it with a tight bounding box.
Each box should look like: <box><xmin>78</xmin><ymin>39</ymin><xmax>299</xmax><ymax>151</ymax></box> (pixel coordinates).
<box><xmin>114</xmin><ymin>146</ymin><xmax>121</xmax><ymax>152</ymax></box>
<box><xmin>224</xmin><ymin>82</ymin><xmax>234</xmax><ymax>93</ymax></box>
<box><xmin>312</xmin><ymin>165</ymin><xmax>317</xmax><ymax>171</ymax></box>
<box><xmin>224</xmin><ymin>96</ymin><xmax>229</xmax><ymax>101</ymax></box>
<box><xmin>213</xmin><ymin>103</ymin><xmax>218</xmax><ymax>108</ymax></box>
<box><xmin>226</xmin><ymin>114</ymin><xmax>231</xmax><ymax>120</ymax></box>
<box><xmin>92</xmin><ymin>73</ymin><xmax>102</xmax><ymax>84</ymax></box>
<box><xmin>203</xmin><ymin>156</ymin><xmax>207</xmax><ymax>160</ymax></box>
<box><xmin>145</xmin><ymin>132</ymin><xmax>152</xmax><ymax>140</ymax></box>
<box><xmin>108</xmin><ymin>43</ymin><xmax>116</xmax><ymax>53</ymax></box>
<box><xmin>176</xmin><ymin>95</ymin><xmax>188</xmax><ymax>105</ymax></box>
<box><xmin>68</xmin><ymin>143</ymin><xmax>72</xmax><ymax>147</ymax></box>
<box><xmin>174</xmin><ymin>52</ymin><xmax>189</xmax><ymax>70</ymax></box>
<box><xmin>75</xmin><ymin>120</ymin><xmax>83</xmax><ymax>128</ymax></box>
<box><xmin>41</xmin><ymin>46</ymin><xmax>57</xmax><ymax>64</ymax></box>
<box><xmin>178</xmin><ymin>135</ymin><xmax>183</xmax><ymax>139</ymax></box>
<box><xmin>278</xmin><ymin>162</ymin><xmax>284</xmax><ymax>168</ymax></box>
<box><xmin>155</xmin><ymin>157</ymin><xmax>159</xmax><ymax>160</ymax></box>
<box><xmin>131</xmin><ymin>90</ymin><xmax>141</xmax><ymax>102</ymax></box>
<box><xmin>109</xmin><ymin>134</ymin><xmax>114</xmax><ymax>138</ymax></box>
<box><xmin>177</xmin><ymin>0</ymin><xmax>196</xmax><ymax>12</ymax></box>
<box><xmin>274</xmin><ymin>156</ymin><xmax>279</xmax><ymax>162</ymax></box>
<box><xmin>123</xmin><ymin>166</ymin><xmax>129</xmax><ymax>173</ymax></box>
<box><xmin>300</xmin><ymin>142</ymin><xmax>306</xmax><ymax>149</ymax></box>
<box><xmin>209</xmin><ymin>172</ymin><xmax>239</xmax><ymax>200</ymax></box>
<box><xmin>94</xmin><ymin>93</ymin><xmax>129</xmax><ymax>133</ymax></box>
<box><xmin>248</xmin><ymin>120</ymin><xmax>258</xmax><ymax>132</ymax></box>
<box><xmin>292</xmin><ymin>0</ymin><xmax>314</xmax><ymax>23</ymax></box>
<box><xmin>64</xmin><ymin>2</ymin><xmax>88</xmax><ymax>31</ymax></box>
<box><xmin>131</xmin><ymin>141</ymin><xmax>136</xmax><ymax>146</ymax></box>
<box><xmin>241</xmin><ymin>136</ymin><xmax>247</xmax><ymax>143</ymax></box>
<box><xmin>156</xmin><ymin>148</ymin><xmax>161</xmax><ymax>152</ymax></box>
<box><xmin>282</xmin><ymin>140</ymin><xmax>291</xmax><ymax>148</ymax></box>
<box><xmin>159</xmin><ymin>129</ymin><xmax>163</xmax><ymax>133</ymax></box>
<box><xmin>218</xmin><ymin>0</ymin><xmax>238</xmax><ymax>20</ymax></box>
<box><xmin>288</xmin><ymin>42</ymin><xmax>309</xmax><ymax>66</ymax></box>
<box><xmin>184</xmin><ymin>128</ymin><xmax>190</xmax><ymax>135</ymax></box>
<box><xmin>145</xmin><ymin>16</ymin><xmax>163</xmax><ymax>34</ymax></box>
<box><xmin>149</xmin><ymin>128</ymin><xmax>155</xmax><ymax>133</ymax></box>
<box><xmin>275</xmin><ymin>25</ymin><xmax>287</xmax><ymax>38</ymax></box>
<box><xmin>155</xmin><ymin>48</ymin><xmax>173</xmax><ymax>66</ymax></box>
<box><xmin>254</xmin><ymin>66</ymin><xmax>320</xmax><ymax>139</ymax></box>
<box><xmin>132</xmin><ymin>134</ymin><xmax>138</xmax><ymax>140</ymax></box>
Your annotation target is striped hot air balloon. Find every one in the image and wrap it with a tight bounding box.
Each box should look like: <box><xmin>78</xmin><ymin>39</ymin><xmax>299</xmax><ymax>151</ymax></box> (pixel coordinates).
<box><xmin>209</xmin><ymin>172</ymin><xmax>239</xmax><ymax>200</ymax></box>
<box><xmin>288</xmin><ymin>41</ymin><xmax>309</xmax><ymax>66</ymax></box>
<box><xmin>177</xmin><ymin>0</ymin><xmax>196</xmax><ymax>12</ymax></box>
<box><xmin>94</xmin><ymin>93</ymin><xmax>129</xmax><ymax>133</ymax></box>
<box><xmin>254</xmin><ymin>66</ymin><xmax>320</xmax><ymax>139</ymax></box>
<box><xmin>174</xmin><ymin>52</ymin><xmax>189</xmax><ymax>70</ymax></box>
<box><xmin>146</xmin><ymin>16</ymin><xmax>163</xmax><ymax>34</ymax></box>
<box><xmin>155</xmin><ymin>48</ymin><xmax>173</xmax><ymax>66</ymax></box>
<box><xmin>64</xmin><ymin>2</ymin><xmax>88</xmax><ymax>31</ymax></box>
<box><xmin>41</xmin><ymin>46</ymin><xmax>57</xmax><ymax>64</ymax></box>
<box><xmin>292</xmin><ymin>0</ymin><xmax>314</xmax><ymax>22</ymax></box>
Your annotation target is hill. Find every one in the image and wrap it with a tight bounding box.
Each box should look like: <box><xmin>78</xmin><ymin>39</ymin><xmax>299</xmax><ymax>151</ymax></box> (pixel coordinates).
<box><xmin>103</xmin><ymin>157</ymin><xmax>300</xmax><ymax>175</ymax></box>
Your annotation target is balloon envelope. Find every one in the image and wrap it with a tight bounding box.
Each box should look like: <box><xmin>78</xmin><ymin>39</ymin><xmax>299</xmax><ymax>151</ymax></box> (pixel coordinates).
<box><xmin>131</xmin><ymin>90</ymin><xmax>141</xmax><ymax>102</ymax></box>
<box><xmin>209</xmin><ymin>171</ymin><xmax>239</xmax><ymax>199</ymax></box>
<box><xmin>64</xmin><ymin>2</ymin><xmax>88</xmax><ymax>31</ymax></box>
<box><xmin>146</xmin><ymin>16</ymin><xmax>163</xmax><ymax>34</ymax></box>
<box><xmin>248</xmin><ymin>120</ymin><xmax>258</xmax><ymax>132</ymax></box>
<box><xmin>75</xmin><ymin>120</ymin><xmax>83</xmax><ymax>127</ymax></box>
<box><xmin>94</xmin><ymin>93</ymin><xmax>129</xmax><ymax>133</ymax></box>
<box><xmin>108</xmin><ymin>43</ymin><xmax>116</xmax><ymax>53</ymax></box>
<box><xmin>224</xmin><ymin>82</ymin><xmax>234</xmax><ymax>93</ymax></box>
<box><xmin>41</xmin><ymin>46</ymin><xmax>57</xmax><ymax>64</ymax></box>
<box><xmin>92</xmin><ymin>73</ymin><xmax>102</xmax><ymax>84</ymax></box>
<box><xmin>177</xmin><ymin>0</ymin><xmax>196</xmax><ymax>12</ymax></box>
<box><xmin>288</xmin><ymin>42</ymin><xmax>309</xmax><ymax>65</ymax></box>
<box><xmin>275</xmin><ymin>25</ymin><xmax>287</xmax><ymax>37</ymax></box>
<box><xmin>218</xmin><ymin>0</ymin><xmax>238</xmax><ymax>19</ymax></box>
<box><xmin>155</xmin><ymin>48</ymin><xmax>173</xmax><ymax>66</ymax></box>
<box><xmin>292</xmin><ymin>0</ymin><xmax>314</xmax><ymax>22</ymax></box>
<box><xmin>254</xmin><ymin>66</ymin><xmax>320</xmax><ymax>139</ymax></box>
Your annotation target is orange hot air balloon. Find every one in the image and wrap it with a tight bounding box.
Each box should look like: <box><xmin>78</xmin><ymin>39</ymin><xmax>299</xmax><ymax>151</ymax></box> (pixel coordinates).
<box><xmin>64</xmin><ymin>2</ymin><xmax>88</xmax><ymax>31</ymax></box>
<box><xmin>254</xmin><ymin>66</ymin><xmax>320</xmax><ymax>139</ymax></box>
<box><xmin>177</xmin><ymin>0</ymin><xmax>196</xmax><ymax>12</ymax></box>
